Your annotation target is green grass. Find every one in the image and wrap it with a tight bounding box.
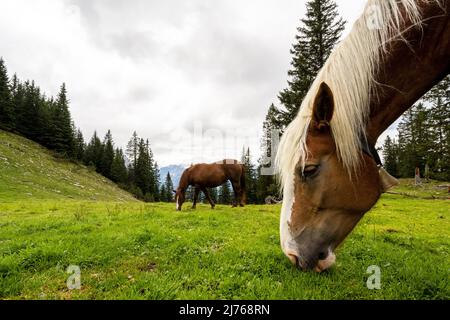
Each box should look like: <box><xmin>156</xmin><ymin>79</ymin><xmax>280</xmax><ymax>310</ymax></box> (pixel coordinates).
<box><xmin>0</xmin><ymin>197</ymin><xmax>448</xmax><ymax>300</ymax></box>
<box><xmin>0</xmin><ymin>130</ymin><xmax>135</xmax><ymax>202</ymax></box>
<box><xmin>0</xmin><ymin>130</ymin><xmax>448</xmax><ymax>299</ymax></box>
<box><xmin>389</xmin><ymin>178</ymin><xmax>449</xmax><ymax>199</ymax></box>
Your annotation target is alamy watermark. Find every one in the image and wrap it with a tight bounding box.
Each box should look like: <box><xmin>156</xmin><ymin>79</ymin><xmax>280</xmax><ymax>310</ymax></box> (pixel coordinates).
<box><xmin>66</xmin><ymin>265</ymin><xmax>81</xmax><ymax>290</ymax></box>
<box><xmin>365</xmin><ymin>5</ymin><xmax>384</xmax><ymax>30</ymax></box>
<box><xmin>366</xmin><ymin>265</ymin><xmax>381</xmax><ymax>290</ymax></box>
<box><xmin>165</xmin><ymin>121</ymin><xmax>281</xmax><ymax>176</ymax></box>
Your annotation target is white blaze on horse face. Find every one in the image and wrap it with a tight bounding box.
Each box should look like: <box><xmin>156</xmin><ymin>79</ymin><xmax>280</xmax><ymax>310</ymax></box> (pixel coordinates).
<box><xmin>280</xmin><ymin>180</ymin><xmax>298</xmax><ymax>259</ymax></box>
<box><xmin>176</xmin><ymin>196</ymin><xmax>179</xmax><ymax>210</ymax></box>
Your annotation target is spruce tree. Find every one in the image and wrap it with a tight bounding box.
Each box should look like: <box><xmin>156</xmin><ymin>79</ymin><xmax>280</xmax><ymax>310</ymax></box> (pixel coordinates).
<box><xmin>52</xmin><ymin>83</ymin><xmax>75</xmax><ymax>157</ymax></box>
<box><xmin>126</xmin><ymin>131</ymin><xmax>139</xmax><ymax>169</ymax></box>
<box><xmin>110</xmin><ymin>148</ymin><xmax>128</xmax><ymax>184</ymax></box>
<box><xmin>84</xmin><ymin>131</ymin><xmax>103</xmax><ymax>169</ymax></box>
<box><xmin>126</xmin><ymin>131</ymin><xmax>139</xmax><ymax>184</ymax></box>
<box><xmin>100</xmin><ymin>130</ymin><xmax>115</xmax><ymax>178</ymax></box>
<box><xmin>135</xmin><ymin>138</ymin><xmax>152</xmax><ymax>197</ymax></box>
<box><xmin>151</xmin><ymin>156</ymin><xmax>160</xmax><ymax>201</ymax></box>
<box><xmin>0</xmin><ymin>58</ymin><xmax>15</xmax><ymax>130</ymax></box>
<box><xmin>219</xmin><ymin>182</ymin><xmax>232</xmax><ymax>205</ymax></box>
<box><xmin>241</xmin><ymin>147</ymin><xmax>257</xmax><ymax>204</ymax></box>
<box><xmin>257</xmin><ymin>104</ymin><xmax>281</xmax><ymax>202</ymax></box>
<box><xmin>74</xmin><ymin>129</ymin><xmax>85</xmax><ymax>161</ymax></box>
<box><xmin>274</xmin><ymin>0</ymin><xmax>345</xmax><ymax>127</ymax></box>
<box><xmin>208</xmin><ymin>188</ymin><xmax>218</xmax><ymax>204</ymax></box>
<box><xmin>160</xmin><ymin>184</ymin><xmax>168</xmax><ymax>202</ymax></box>
<box><xmin>423</xmin><ymin>75</ymin><xmax>450</xmax><ymax>180</ymax></box>
<box><xmin>16</xmin><ymin>81</ymin><xmax>42</xmax><ymax>140</ymax></box>
<box><xmin>382</xmin><ymin>136</ymin><xmax>399</xmax><ymax>177</ymax></box>
<box><xmin>164</xmin><ymin>172</ymin><xmax>174</xmax><ymax>202</ymax></box>
<box><xmin>397</xmin><ymin>103</ymin><xmax>434</xmax><ymax>178</ymax></box>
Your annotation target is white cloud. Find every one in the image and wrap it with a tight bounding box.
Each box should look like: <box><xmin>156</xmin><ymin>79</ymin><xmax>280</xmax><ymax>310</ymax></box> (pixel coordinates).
<box><xmin>1</xmin><ymin>0</ymin><xmax>395</xmax><ymax>166</ymax></box>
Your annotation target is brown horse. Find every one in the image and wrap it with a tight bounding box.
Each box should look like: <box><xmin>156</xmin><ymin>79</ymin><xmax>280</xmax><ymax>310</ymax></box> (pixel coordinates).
<box><xmin>276</xmin><ymin>0</ymin><xmax>449</xmax><ymax>272</ymax></box>
<box><xmin>174</xmin><ymin>160</ymin><xmax>246</xmax><ymax>211</ymax></box>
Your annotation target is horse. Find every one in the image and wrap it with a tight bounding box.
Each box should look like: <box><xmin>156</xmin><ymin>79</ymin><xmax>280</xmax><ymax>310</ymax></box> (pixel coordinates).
<box><xmin>174</xmin><ymin>159</ymin><xmax>246</xmax><ymax>211</ymax></box>
<box><xmin>276</xmin><ymin>0</ymin><xmax>449</xmax><ymax>272</ymax></box>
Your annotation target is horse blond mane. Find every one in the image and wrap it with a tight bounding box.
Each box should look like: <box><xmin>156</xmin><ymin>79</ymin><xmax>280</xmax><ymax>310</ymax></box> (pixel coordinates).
<box><xmin>276</xmin><ymin>0</ymin><xmax>442</xmax><ymax>191</ymax></box>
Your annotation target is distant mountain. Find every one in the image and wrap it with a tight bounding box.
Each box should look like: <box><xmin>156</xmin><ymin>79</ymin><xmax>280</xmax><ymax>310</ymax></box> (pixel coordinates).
<box><xmin>159</xmin><ymin>164</ymin><xmax>186</xmax><ymax>188</ymax></box>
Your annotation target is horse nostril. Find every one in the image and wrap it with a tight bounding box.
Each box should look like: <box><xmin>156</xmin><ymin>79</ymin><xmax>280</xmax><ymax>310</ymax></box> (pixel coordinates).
<box><xmin>318</xmin><ymin>251</ymin><xmax>327</xmax><ymax>260</ymax></box>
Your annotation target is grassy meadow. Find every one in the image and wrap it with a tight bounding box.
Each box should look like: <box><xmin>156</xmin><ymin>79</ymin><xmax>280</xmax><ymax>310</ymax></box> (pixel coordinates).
<box><xmin>0</xmin><ymin>130</ymin><xmax>449</xmax><ymax>299</ymax></box>
<box><xmin>0</xmin><ymin>196</ymin><xmax>448</xmax><ymax>300</ymax></box>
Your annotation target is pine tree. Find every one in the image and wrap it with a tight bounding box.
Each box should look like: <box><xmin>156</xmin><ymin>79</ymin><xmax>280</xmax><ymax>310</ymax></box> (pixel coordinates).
<box><xmin>273</xmin><ymin>0</ymin><xmax>345</xmax><ymax>127</ymax></box>
<box><xmin>16</xmin><ymin>81</ymin><xmax>43</xmax><ymax>141</ymax></box>
<box><xmin>51</xmin><ymin>83</ymin><xmax>75</xmax><ymax>157</ymax></box>
<box><xmin>164</xmin><ymin>172</ymin><xmax>174</xmax><ymax>202</ymax></box>
<box><xmin>100</xmin><ymin>130</ymin><xmax>115</xmax><ymax>178</ymax></box>
<box><xmin>209</xmin><ymin>187</ymin><xmax>218</xmax><ymax>204</ymax></box>
<box><xmin>135</xmin><ymin>138</ymin><xmax>154</xmax><ymax>200</ymax></box>
<box><xmin>126</xmin><ymin>131</ymin><xmax>139</xmax><ymax>169</ymax></box>
<box><xmin>11</xmin><ymin>77</ymin><xmax>25</xmax><ymax>133</ymax></box>
<box><xmin>397</xmin><ymin>103</ymin><xmax>434</xmax><ymax>178</ymax></box>
<box><xmin>151</xmin><ymin>156</ymin><xmax>160</xmax><ymax>201</ymax></box>
<box><xmin>257</xmin><ymin>104</ymin><xmax>281</xmax><ymax>203</ymax></box>
<box><xmin>423</xmin><ymin>75</ymin><xmax>450</xmax><ymax>180</ymax></box>
<box><xmin>241</xmin><ymin>147</ymin><xmax>257</xmax><ymax>204</ymax></box>
<box><xmin>160</xmin><ymin>184</ymin><xmax>168</xmax><ymax>202</ymax></box>
<box><xmin>84</xmin><ymin>131</ymin><xmax>103</xmax><ymax>169</ymax></box>
<box><xmin>382</xmin><ymin>135</ymin><xmax>399</xmax><ymax>177</ymax></box>
<box><xmin>219</xmin><ymin>182</ymin><xmax>232</xmax><ymax>205</ymax></box>
<box><xmin>74</xmin><ymin>128</ymin><xmax>85</xmax><ymax>161</ymax></box>
<box><xmin>126</xmin><ymin>131</ymin><xmax>139</xmax><ymax>184</ymax></box>
<box><xmin>0</xmin><ymin>58</ymin><xmax>15</xmax><ymax>130</ymax></box>
<box><xmin>110</xmin><ymin>148</ymin><xmax>128</xmax><ymax>184</ymax></box>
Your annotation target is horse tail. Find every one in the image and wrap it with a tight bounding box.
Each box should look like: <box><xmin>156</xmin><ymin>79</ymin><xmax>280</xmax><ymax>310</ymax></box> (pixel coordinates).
<box><xmin>240</xmin><ymin>164</ymin><xmax>247</xmax><ymax>204</ymax></box>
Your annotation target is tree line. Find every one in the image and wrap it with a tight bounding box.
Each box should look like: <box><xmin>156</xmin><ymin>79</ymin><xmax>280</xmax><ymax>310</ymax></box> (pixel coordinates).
<box><xmin>382</xmin><ymin>76</ymin><xmax>449</xmax><ymax>181</ymax></box>
<box><xmin>0</xmin><ymin>57</ymin><xmax>164</xmax><ymax>201</ymax></box>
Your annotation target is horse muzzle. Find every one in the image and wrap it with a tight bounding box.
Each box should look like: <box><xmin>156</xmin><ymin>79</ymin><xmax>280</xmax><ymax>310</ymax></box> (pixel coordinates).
<box><xmin>286</xmin><ymin>246</ymin><xmax>336</xmax><ymax>272</ymax></box>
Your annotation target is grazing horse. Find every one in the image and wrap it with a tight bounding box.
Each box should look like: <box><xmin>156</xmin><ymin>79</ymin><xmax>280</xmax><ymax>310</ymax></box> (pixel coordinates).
<box><xmin>174</xmin><ymin>160</ymin><xmax>246</xmax><ymax>211</ymax></box>
<box><xmin>276</xmin><ymin>0</ymin><xmax>449</xmax><ymax>272</ymax></box>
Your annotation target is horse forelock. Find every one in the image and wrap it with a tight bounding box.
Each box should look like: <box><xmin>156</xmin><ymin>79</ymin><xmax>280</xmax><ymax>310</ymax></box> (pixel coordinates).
<box><xmin>275</xmin><ymin>0</ymin><xmax>438</xmax><ymax>194</ymax></box>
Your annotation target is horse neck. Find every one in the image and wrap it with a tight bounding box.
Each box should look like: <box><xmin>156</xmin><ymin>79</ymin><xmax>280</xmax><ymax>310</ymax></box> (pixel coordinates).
<box><xmin>366</xmin><ymin>1</ymin><xmax>450</xmax><ymax>145</ymax></box>
<box><xmin>178</xmin><ymin>171</ymin><xmax>190</xmax><ymax>192</ymax></box>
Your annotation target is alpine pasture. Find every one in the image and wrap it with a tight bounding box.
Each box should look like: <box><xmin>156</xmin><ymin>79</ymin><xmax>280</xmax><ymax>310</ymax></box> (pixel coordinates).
<box><xmin>0</xmin><ymin>130</ymin><xmax>448</xmax><ymax>300</ymax></box>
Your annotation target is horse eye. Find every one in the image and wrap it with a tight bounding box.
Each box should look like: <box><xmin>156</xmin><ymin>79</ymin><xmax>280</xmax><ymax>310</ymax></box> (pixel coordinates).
<box><xmin>303</xmin><ymin>165</ymin><xmax>320</xmax><ymax>178</ymax></box>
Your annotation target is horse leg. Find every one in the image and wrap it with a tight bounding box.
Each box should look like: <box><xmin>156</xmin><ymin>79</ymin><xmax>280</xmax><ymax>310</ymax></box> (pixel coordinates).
<box><xmin>202</xmin><ymin>188</ymin><xmax>215</xmax><ymax>209</ymax></box>
<box><xmin>239</xmin><ymin>189</ymin><xmax>245</xmax><ymax>207</ymax></box>
<box><xmin>231</xmin><ymin>182</ymin><xmax>240</xmax><ymax>208</ymax></box>
<box><xmin>192</xmin><ymin>187</ymin><xmax>200</xmax><ymax>209</ymax></box>
<box><xmin>239</xmin><ymin>185</ymin><xmax>246</xmax><ymax>207</ymax></box>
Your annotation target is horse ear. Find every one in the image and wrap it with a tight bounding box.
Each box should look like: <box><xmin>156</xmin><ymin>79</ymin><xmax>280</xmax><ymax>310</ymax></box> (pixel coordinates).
<box><xmin>312</xmin><ymin>82</ymin><xmax>334</xmax><ymax>130</ymax></box>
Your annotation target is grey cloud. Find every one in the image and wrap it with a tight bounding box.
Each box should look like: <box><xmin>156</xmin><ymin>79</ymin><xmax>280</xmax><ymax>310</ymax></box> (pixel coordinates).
<box><xmin>1</xmin><ymin>0</ymin><xmax>374</xmax><ymax>166</ymax></box>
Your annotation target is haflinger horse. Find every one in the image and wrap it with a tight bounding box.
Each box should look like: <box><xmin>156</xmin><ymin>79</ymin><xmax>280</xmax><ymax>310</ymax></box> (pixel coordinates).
<box><xmin>276</xmin><ymin>0</ymin><xmax>449</xmax><ymax>272</ymax></box>
<box><xmin>174</xmin><ymin>159</ymin><xmax>246</xmax><ymax>211</ymax></box>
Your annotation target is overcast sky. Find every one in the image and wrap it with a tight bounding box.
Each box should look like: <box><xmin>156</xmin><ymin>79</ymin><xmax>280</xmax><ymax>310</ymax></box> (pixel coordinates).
<box><xmin>1</xmin><ymin>0</ymin><xmax>396</xmax><ymax>166</ymax></box>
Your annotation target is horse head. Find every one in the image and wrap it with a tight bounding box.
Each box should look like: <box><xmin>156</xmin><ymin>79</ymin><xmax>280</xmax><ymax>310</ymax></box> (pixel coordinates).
<box><xmin>174</xmin><ymin>188</ymin><xmax>186</xmax><ymax>211</ymax></box>
<box><xmin>276</xmin><ymin>0</ymin><xmax>448</xmax><ymax>273</ymax></box>
<box><xmin>278</xmin><ymin>83</ymin><xmax>398</xmax><ymax>272</ymax></box>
